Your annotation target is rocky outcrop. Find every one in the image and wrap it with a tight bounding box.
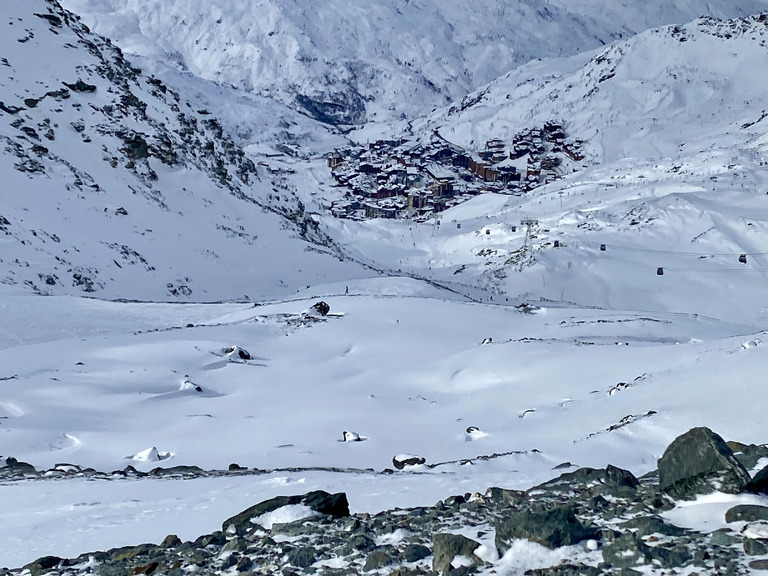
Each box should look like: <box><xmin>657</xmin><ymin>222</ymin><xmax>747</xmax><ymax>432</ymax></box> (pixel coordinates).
<box><xmin>657</xmin><ymin>426</ymin><xmax>752</xmax><ymax>499</ymax></box>
<box><xmin>7</xmin><ymin>428</ymin><xmax>768</xmax><ymax>575</ymax></box>
<box><xmin>222</xmin><ymin>490</ymin><xmax>350</xmax><ymax>536</ymax></box>
<box><xmin>495</xmin><ymin>506</ymin><xmax>596</xmax><ymax>551</ymax></box>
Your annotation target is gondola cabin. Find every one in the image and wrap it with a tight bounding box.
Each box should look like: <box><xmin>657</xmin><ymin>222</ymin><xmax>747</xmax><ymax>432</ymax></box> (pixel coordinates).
<box><xmin>739</xmin><ymin>254</ymin><xmax>747</xmax><ymax>264</ymax></box>
<box><xmin>657</xmin><ymin>267</ymin><xmax>664</xmax><ymax>276</ymax></box>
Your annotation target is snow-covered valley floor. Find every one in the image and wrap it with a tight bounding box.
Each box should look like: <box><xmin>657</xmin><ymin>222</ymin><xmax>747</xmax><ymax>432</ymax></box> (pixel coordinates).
<box><xmin>1</xmin><ymin>279</ymin><xmax>765</xmax><ymax>566</ymax></box>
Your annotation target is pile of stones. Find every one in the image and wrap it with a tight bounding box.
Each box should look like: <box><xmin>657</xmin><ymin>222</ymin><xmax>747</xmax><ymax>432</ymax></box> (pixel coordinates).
<box><xmin>6</xmin><ymin>427</ymin><xmax>768</xmax><ymax>576</ymax></box>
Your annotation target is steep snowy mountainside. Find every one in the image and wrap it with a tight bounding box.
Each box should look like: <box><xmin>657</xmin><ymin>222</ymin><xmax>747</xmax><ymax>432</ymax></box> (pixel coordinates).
<box><xmin>0</xmin><ymin>0</ymin><xmax>369</xmax><ymax>301</ymax></box>
<box><xmin>430</xmin><ymin>14</ymin><xmax>768</xmax><ymax>163</ymax></box>
<box><xmin>316</xmin><ymin>15</ymin><xmax>768</xmax><ymax>326</ymax></box>
<box><xmin>60</xmin><ymin>0</ymin><xmax>768</xmax><ymax>126</ymax></box>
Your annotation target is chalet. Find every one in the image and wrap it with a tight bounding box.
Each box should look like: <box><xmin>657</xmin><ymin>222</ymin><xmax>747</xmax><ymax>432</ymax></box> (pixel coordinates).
<box><xmin>496</xmin><ymin>166</ymin><xmax>520</xmax><ymax>185</ymax></box>
<box><xmin>543</xmin><ymin>121</ymin><xmax>565</xmax><ymax>141</ymax></box>
<box><xmin>370</xmin><ymin>187</ymin><xmax>396</xmax><ymax>200</ymax></box>
<box><xmin>408</xmin><ymin>193</ymin><xmax>429</xmax><ymax>210</ymax></box>
<box><xmin>359</xmin><ymin>163</ymin><xmax>381</xmax><ymax>175</ymax></box>
<box><xmin>468</xmin><ymin>157</ymin><xmax>488</xmax><ymax>179</ymax></box>
<box><xmin>452</xmin><ymin>153</ymin><xmax>470</xmax><ymax>168</ymax></box>
<box><xmin>327</xmin><ymin>155</ymin><xmax>344</xmax><ymax>169</ymax></box>
<box><xmin>540</xmin><ymin>156</ymin><xmax>561</xmax><ymax>171</ymax></box>
<box><xmin>509</xmin><ymin>146</ymin><xmax>529</xmax><ymax>160</ymax></box>
<box><xmin>425</xmin><ymin>164</ymin><xmax>456</xmax><ymax>182</ymax></box>
<box><xmin>430</xmin><ymin>146</ymin><xmax>458</xmax><ymax>162</ymax></box>
<box><xmin>384</xmin><ymin>167</ymin><xmax>408</xmax><ymax>185</ymax></box>
<box><xmin>563</xmin><ymin>143</ymin><xmax>584</xmax><ymax>161</ymax></box>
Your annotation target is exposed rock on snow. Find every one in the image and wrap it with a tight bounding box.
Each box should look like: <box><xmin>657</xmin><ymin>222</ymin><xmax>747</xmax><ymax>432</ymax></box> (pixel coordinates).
<box><xmin>222</xmin><ymin>345</ymin><xmax>251</xmax><ymax>361</ymax></box>
<box><xmin>465</xmin><ymin>426</ymin><xmax>489</xmax><ymax>441</ymax></box>
<box><xmin>432</xmin><ymin>532</ymin><xmax>482</xmax><ymax>576</ymax></box>
<box><xmin>308</xmin><ymin>301</ymin><xmax>331</xmax><ymax>317</ymax></box>
<box><xmin>179</xmin><ymin>378</ymin><xmax>203</xmax><ymax>392</ymax></box>
<box><xmin>341</xmin><ymin>430</ymin><xmax>366</xmax><ymax>442</ymax></box>
<box><xmin>222</xmin><ymin>490</ymin><xmax>350</xmax><ymax>536</ymax></box>
<box><xmin>392</xmin><ymin>454</ymin><xmax>427</xmax><ymax>470</ymax></box>
<box><xmin>658</xmin><ymin>426</ymin><xmax>752</xmax><ymax>500</ymax></box>
<box><xmin>10</xmin><ymin>428</ymin><xmax>768</xmax><ymax>575</ymax></box>
<box><xmin>495</xmin><ymin>506</ymin><xmax>596</xmax><ymax>552</ymax></box>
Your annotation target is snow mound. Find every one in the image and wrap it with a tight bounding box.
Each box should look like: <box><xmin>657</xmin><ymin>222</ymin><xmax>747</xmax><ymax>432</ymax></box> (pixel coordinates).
<box><xmin>252</xmin><ymin>504</ymin><xmax>320</xmax><ymax>530</ymax></box>
<box><xmin>128</xmin><ymin>447</ymin><xmax>174</xmax><ymax>463</ymax></box>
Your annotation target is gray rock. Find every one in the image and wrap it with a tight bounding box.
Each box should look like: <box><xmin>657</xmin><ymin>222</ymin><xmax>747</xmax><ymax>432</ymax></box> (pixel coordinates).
<box><xmin>748</xmin><ymin>464</ymin><xmax>768</xmax><ymax>494</ymax></box>
<box><xmin>22</xmin><ymin>556</ymin><xmax>62</xmax><ymax>576</ymax></box>
<box><xmin>221</xmin><ymin>537</ymin><xmax>247</xmax><ymax>554</ymax></box>
<box><xmin>339</xmin><ymin>533</ymin><xmax>377</xmax><ymax>556</ymax></box>
<box><xmin>393</xmin><ymin>455</ymin><xmax>426</xmax><ymax>470</ymax></box>
<box><xmin>194</xmin><ymin>532</ymin><xmax>226</xmax><ymax>548</ymax></box>
<box><xmin>222</xmin><ymin>490</ymin><xmax>349</xmax><ymax>535</ymax></box>
<box><xmin>287</xmin><ymin>546</ymin><xmax>317</xmax><ymax>568</ymax></box>
<box><xmin>744</xmin><ymin>538</ymin><xmax>768</xmax><ymax>556</ymax></box>
<box><xmin>619</xmin><ymin>515</ymin><xmax>688</xmax><ymax>537</ymax></box>
<box><xmin>402</xmin><ymin>543</ymin><xmax>431</xmax><ymax>563</ymax></box>
<box><xmin>161</xmin><ymin>534</ymin><xmax>182</xmax><ymax>548</ymax></box>
<box><xmin>311</xmin><ymin>300</ymin><xmax>331</xmax><ymax>316</ymax></box>
<box><xmin>432</xmin><ymin>533</ymin><xmax>482</xmax><ymax>576</ymax></box>
<box><xmin>725</xmin><ymin>504</ymin><xmax>768</xmax><ymax>523</ymax></box>
<box><xmin>657</xmin><ymin>427</ymin><xmax>751</xmax><ymax>500</ymax></box>
<box><xmin>235</xmin><ymin>556</ymin><xmax>253</xmax><ymax>572</ymax></box>
<box><xmin>495</xmin><ymin>506</ymin><xmax>595</xmax><ymax>551</ymax></box>
<box><xmin>649</xmin><ymin>542</ymin><xmax>693</xmax><ymax>568</ymax></box>
<box><xmin>363</xmin><ymin>545</ymin><xmax>398</xmax><ymax>571</ymax></box>
<box><xmin>602</xmin><ymin>533</ymin><xmax>653</xmax><ymax>568</ymax></box>
<box><xmin>749</xmin><ymin>559</ymin><xmax>768</xmax><ymax>570</ymax></box>
<box><xmin>110</xmin><ymin>543</ymin><xmax>158</xmax><ymax>561</ymax></box>
<box><xmin>710</xmin><ymin>529</ymin><xmax>739</xmax><ymax>546</ymax></box>
<box><xmin>727</xmin><ymin>441</ymin><xmax>768</xmax><ymax>471</ymax></box>
<box><xmin>485</xmin><ymin>486</ymin><xmax>527</xmax><ymax>505</ymax></box>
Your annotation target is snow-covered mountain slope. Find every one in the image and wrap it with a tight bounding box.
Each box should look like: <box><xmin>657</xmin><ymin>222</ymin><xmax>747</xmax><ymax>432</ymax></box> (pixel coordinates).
<box><xmin>311</xmin><ymin>14</ymin><xmax>768</xmax><ymax>327</ymax></box>
<box><xmin>0</xmin><ymin>0</ymin><xmax>370</xmax><ymax>301</ymax></box>
<box><xmin>60</xmin><ymin>0</ymin><xmax>768</xmax><ymax>125</ymax></box>
<box><xmin>1</xmin><ymin>4</ymin><xmax>767</xmax><ymax>570</ymax></box>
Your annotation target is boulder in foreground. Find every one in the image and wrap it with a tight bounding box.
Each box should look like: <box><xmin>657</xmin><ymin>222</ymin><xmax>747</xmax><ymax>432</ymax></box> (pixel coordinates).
<box><xmin>657</xmin><ymin>426</ymin><xmax>751</xmax><ymax>500</ymax></box>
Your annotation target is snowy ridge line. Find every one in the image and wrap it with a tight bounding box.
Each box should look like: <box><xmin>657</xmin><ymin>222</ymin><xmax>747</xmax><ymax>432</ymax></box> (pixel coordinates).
<box><xmin>573</xmin><ymin>410</ymin><xmax>659</xmax><ymax>444</ymax></box>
